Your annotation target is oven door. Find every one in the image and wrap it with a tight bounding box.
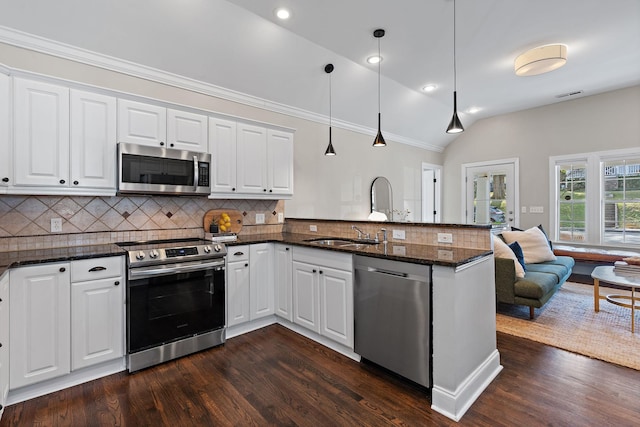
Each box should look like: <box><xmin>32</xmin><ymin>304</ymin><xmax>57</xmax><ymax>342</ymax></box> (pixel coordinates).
<box><xmin>127</xmin><ymin>260</ymin><xmax>225</xmax><ymax>354</ymax></box>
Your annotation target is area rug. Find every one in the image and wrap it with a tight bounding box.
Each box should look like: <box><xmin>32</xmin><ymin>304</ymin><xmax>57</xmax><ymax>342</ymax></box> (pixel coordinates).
<box><xmin>496</xmin><ymin>281</ymin><xmax>640</xmax><ymax>370</ymax></box>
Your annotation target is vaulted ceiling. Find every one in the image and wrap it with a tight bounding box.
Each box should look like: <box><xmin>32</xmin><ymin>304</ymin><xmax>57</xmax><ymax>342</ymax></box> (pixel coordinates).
<box><xmin>1</xmin><ymin>0</ymin><xmax>639</xmax><ymax>151</ymax></box>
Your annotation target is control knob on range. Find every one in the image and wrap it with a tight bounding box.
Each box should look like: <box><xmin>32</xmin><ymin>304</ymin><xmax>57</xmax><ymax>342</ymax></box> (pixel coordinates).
<box><xmin>203</xmin><ymin>245</ymin><xmax>211</xmax><ymax>254</ymax></box>
<box><xmin>214</xmin><ymin>244</ymin><xmax>222</xmax><ymax>252</ymax></box>
<box><xmin>135</xmin><ymin>251</ymin><xmax>145</xmax><ymax>260</ymax></box>
<box><xmin>149</xmin><ymin>249</ymin><xmax>159</xmax><ymax>259</ymax></box>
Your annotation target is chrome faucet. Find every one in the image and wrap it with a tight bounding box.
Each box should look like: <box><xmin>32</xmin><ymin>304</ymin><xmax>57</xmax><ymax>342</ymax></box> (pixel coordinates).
<box><xmin>352</xmin><ymin>225</ymin><xmax>369</xmax><ymax>240</ymax></box>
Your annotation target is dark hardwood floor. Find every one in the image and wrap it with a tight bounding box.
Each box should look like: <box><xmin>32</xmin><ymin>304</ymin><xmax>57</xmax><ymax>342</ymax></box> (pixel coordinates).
<box><xmin>3</xmin><ymin>325</ymin><xmax>640</xmax><ymax>426</ymax></box>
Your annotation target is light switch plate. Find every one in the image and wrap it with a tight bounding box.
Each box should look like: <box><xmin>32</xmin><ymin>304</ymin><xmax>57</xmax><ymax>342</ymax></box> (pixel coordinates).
<box><xmin>255</xmin><ymin>213</ymin><xmax>265</xmax><ymax>224</ymax></box>
<box><xmin>310</xmin><ymin>225</ymin><xmax>318</xmax><ymax>232</ymax></box>
<box><xmin>530</xmin><ymin>206</ymin><xmax>544</xmax><ymax>214</ymax></box>
<box><xmin>392</xmin><ymin>229</ymin><xmax>405</xmax><ymax>240</ymax></box>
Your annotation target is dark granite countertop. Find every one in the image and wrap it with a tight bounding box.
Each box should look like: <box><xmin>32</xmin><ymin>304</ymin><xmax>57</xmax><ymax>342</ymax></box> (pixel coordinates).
<box><xmin>227</xmin><ymin>232</ymin><xmax>492</xmax><ymax>268</ymax></box>
<box><xmin>0</xmin><ymin>244</ymin><xmax>126</xmax><ymax>277</ymax></box>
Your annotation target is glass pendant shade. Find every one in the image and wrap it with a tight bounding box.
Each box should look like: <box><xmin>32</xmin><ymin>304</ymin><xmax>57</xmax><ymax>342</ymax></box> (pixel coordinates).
<box><xmin>446</xmin><ymin>91</ymin><xmax>464</xmax><ymax>134</ymax></box>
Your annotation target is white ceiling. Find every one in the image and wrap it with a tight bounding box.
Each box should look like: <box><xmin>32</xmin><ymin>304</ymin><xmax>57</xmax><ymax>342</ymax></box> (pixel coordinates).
<box><xmin>1</xmin><ymin>0</ymin><xmax>639</xmax><ymax>151</ymax></box>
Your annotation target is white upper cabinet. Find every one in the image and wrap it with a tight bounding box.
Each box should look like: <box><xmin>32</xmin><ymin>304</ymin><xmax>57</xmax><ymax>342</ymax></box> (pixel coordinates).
<box><xmin>70</xmin><ymin>89</ymin><xmax>117</xmax><ymax>189</ymax></box>
<box><xmin>117</xmin><ymin>99</ymin><xmax>167</xmax><ymax>147</ymax></box>
<box><xmin>236</xmin><ymin>123</ymin><xmax>268</xmax><ymax>194</ymax></box>
<box><xmin>167</xmin><ymin>108</ymin><xmax>208</xmax><ymax>152</ymax></box>
<box><xmin>13</xmin><ymin>78</ymin><xmax>70</xmax><ymax>187</ymax></box>
<box><xmin>0</xmin><ymin>73</ymin><xmax>10</xmax><ymax>190</ymax></box>
<box><xmin>118</xmin><ymin>100</ymin><xmax>208</xmax><ymax>152</ymax></box>
<box><xmin>209</xmin><ymin>117</ymin><xmax>237</xmax><ymax>193</ymax></box>
<box><xmin>267</xmin><ymin>129</ymin><xmax>294</xmax><ymax>196</ymax></box>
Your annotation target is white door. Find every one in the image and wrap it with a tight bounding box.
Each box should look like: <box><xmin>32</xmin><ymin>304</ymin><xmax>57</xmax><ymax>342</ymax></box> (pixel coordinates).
<box><xmin>463</xmin><ymin>158</ymin><xmax>519</xmax><ymax>228</ymax></box>
<box><xmin>236</xmin><ymin>123</ymin><xmax>268</xmax><ymax>194</ymax></box>
<box><xmin>267</xmin><ymin>129</ymin><xmax>294</xmax><ymax>196</ymax></box>
<box><xmin>13</xmin><ymin>78</ymin><xmax>70</xmax><ymax>187</ymax></box>
<box><xmin>10</xmin><ymin>263</ymin><xmax>71</xmax><ymax>389</ymax></box>
<box><xmin>0</xmin><ymin>73</ymin><xmax>10</xmax><ymax>189</ymax></box>
<box><xmin>209</xmin><ymin>117</ymin><xmax>237</xmax><ymax>194</ymax></box>
<box><xmin>249</xmin><ymin>243</ymin><xmax>275</xmax><ymax>320</ymax></box>
<box><xmin>422</xmin><ymin>163</ymin><xmax>442</xmax><ymax>223</ymax></box>
<box><xmin>319</xmin><ymin>266</ymin><xmax>353</xmax><ymax>348</ymax></box>
<box><xmin>70</xmin><ymin>89</ymin><xmax>117</xmax><ymax>189</ymax></box>
<box><xmin>117</xmin><ymin>99</ymin><xmax>166</xmax><ymax>147</ymax></box>
<box><xmin>226</xmin><ymin>260</ymin><xmax>250</xmax><ymax>327</ymax></box>
<box><xmin>292</xmin><ymin>261</ymin><xmax>320</xmax><ymax>333</ymax></box>
<box><xmin>167</xmin><ymin>109</ymin><xmax>208</xmax><ymax>152</ymax></box>
<box><xmin>274</xmin><ymin>244</ymin><xmax>293</xmax><ymax>321</ymax></box>
<box><xmin>71</xmin><ymin>277</ymin><xmax>124</xmax><ymax>370</ymax></box>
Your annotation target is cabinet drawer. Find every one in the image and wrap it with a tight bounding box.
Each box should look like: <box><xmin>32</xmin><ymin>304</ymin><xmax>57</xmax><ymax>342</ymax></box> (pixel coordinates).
<box><xmin>227</xmin><ymin>245</ymin><xmax>249</xmax><ymax>262</ymax></box>
<box><xmin>71</xmin><ymin>256</ymin><xmax>123</xmax><ymax>282</ymax></box>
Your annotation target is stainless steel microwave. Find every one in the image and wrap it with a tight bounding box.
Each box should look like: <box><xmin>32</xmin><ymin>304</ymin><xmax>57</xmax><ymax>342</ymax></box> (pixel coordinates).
<box><xmin>118</xmin><ymin>143</ymin><xmax>211</xmax><ymax>195</ymax></box>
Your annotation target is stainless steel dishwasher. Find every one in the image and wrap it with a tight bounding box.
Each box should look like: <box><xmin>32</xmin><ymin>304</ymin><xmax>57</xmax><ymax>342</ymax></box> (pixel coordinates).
<box><xmin>354</xmin><ymin>255</ymin><xmax>431</xmax><ymax>388</ymax></box>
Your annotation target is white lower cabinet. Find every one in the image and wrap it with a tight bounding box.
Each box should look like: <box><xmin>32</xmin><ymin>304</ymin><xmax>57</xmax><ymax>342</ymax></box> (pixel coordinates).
<box><xmin>292</xmin><ymin>247</ymin><xmax>354</xmax><ymax>349</ymax></box>
<box><xmin>9</xmin><ymin>256</ymin><xmax>124</xmax><ymax>391</ymax></box>
<box><xmin>226</xmin><ymin>244</ymin><xmax>275</xmax><ymax>327</ymax></box>
<box><xmin>0</xmin><ymin>273</ymin><xmax>9</xmax><ymax>417</ymax></box>
<box><xmin>10</xmin><ymin>263</ymin><xmax>71</xmax><ymax>389</ymax></box>
<box><xmin>70</xmin><ymin>257</ymin><xmax>124</xmax><ymax>371</ymax></box>
<box><xmin>274</xmin><ymin>244</ymin><xmax>293</xmax><ymax>321</ymax></box>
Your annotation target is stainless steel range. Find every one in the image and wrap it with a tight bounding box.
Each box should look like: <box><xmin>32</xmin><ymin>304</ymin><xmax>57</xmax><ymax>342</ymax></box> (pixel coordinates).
<box><xmin>118</xmin><ymin>238</ymin><xmax>227</xmax><ymax>372</ymax></box>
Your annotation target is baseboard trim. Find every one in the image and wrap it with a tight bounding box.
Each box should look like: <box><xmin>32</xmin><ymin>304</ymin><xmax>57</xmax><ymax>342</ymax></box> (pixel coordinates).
<box><xmin>431</xmin><ymin>350</ymin><xmax>503</xmax><ymax>422</ymax></box>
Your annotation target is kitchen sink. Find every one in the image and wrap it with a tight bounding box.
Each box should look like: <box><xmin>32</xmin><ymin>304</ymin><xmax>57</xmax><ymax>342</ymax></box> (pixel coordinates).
<box><xmin>304</xmin><ymin>237</ymin><xmax>378</xmax><ymax>247</ymax></box>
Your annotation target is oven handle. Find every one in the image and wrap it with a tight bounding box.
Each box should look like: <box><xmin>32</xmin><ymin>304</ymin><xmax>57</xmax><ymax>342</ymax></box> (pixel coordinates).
<box><xmin>129</xmin><ymin>260</ymin><xmax>225</xmax><ymax>279</ymax></box>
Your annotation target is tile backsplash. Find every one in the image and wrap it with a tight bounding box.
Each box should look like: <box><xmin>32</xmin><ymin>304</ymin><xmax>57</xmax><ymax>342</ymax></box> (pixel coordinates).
<box><xmin>0</xmin><ymin>195</ymin><xmax>284</xmax><ymax>251</ymax></box>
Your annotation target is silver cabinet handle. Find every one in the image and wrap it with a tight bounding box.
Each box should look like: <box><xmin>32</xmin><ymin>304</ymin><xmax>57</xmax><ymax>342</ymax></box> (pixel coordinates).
<box><xmin>193</xmin><ymin>155</ymin><xmax>199</xmax><ymax>190</ymax></box>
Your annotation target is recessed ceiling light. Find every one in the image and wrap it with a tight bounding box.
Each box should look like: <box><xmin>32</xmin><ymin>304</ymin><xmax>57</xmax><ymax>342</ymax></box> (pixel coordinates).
<box><xmin>422</xmin><ymin>84</ymin><xmax>437</xmax><ymax>92</ymax></box>
<box><xmin>367</xmin><ymin>55</ymin><xmax>382</xmax><ymax>64</ymax></box>
<box><xmin>467</xmin><ymin>107</ymin><xmax>481</xmax><ymax>114</ymax></box>
<box><xmin>274</xmin><ymin>8</ymin><xmax>291</xmax><ymax>20</ymax></box>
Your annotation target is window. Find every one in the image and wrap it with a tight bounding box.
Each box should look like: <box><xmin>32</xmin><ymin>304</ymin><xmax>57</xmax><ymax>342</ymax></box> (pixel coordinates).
<box><xmin>550</xmin><ymin>148</ymin><xmax>640</xmax><ymax>248</ymax></box>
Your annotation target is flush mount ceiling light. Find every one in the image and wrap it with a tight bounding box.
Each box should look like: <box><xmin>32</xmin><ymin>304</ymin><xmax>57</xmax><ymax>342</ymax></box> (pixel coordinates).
<box><xmin>274</xmin><ymin>8</ymin><xmax>291</xmax><ymax>20</ymax></box>
<box><xmin>372</xmin><ymin>29</ymin><xmax>386</xmax><ymax>147</ymax></box>
<box><xmin>324</xmin><ymin>64</ymin><xmax>336</xmax><ymax>156</ymax></box>
<box><xmin>446</xmin><ymin>0</ymin><xmax>464</xmax><ymax>134</ymax></box>
<box><xmin>515</xmin><ymin>44</ymin><xmax>567</xmax><ymax>76</ymax></box>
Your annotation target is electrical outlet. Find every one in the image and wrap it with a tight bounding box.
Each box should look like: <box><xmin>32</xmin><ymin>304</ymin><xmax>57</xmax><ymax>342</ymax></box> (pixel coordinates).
<box><xmin>392</xmin><ymin>246</ymin><xmax>406</xmax><ymax>256</ymax></box>
<box><xmin>310</xmin><ymin>225</ymin><xmax>318</xmax><ymax>232</ymax></box>
<box><xmin>521</xmin><ymin>206</ymin><xmax>527</xmax><ymax>214</ymax></box>
<box><xmin>255</xmin><ymin>213</ymin><xmax>265</xmax><ymax>224</ymax></box>
<box><xmin>438</xmin><ymin>250</ymin><xmax>454</xmax><ymax>260</ymax></box>
<box><xmin>51</xmin><ymin>218</ymin><xmax>62</xmax><ymax>233</ymax></box>
<box><xmin>277</xmin><ymin>212</ymin><xmax>284</xmax><ymax>223</ymax></box>
<box><xmin>392</xmin><ymin>229</ymin><xmax>405</xmax><ymax>240</ymax></box>
<box><xmin>437</xmin><ymin>233</ymin><xmax>453</xmax><ymax>243</ymax></box>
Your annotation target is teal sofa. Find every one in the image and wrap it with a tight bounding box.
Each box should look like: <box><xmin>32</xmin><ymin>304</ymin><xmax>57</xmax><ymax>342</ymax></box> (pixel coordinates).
<box><xmin>495</xmin><ymin>255</ymin><xmax>575</xmax><ymax>319</ymax></box>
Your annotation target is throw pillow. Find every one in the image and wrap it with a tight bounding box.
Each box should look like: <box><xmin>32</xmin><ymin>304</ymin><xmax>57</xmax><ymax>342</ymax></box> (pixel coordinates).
<box><xmin>493</xmin><ymin>236</ymin><xmax>525</xmax><ymax>278</ymax></box>
<box><xmin>508</xmin><ymin>241</ymin><xmax>527</xmax><ymax>272</ymax></box>
<box><xmin>502</xmin><ymin>226</ymin><xmax>557</xmax><ymax>264</ymax></box>
<box><xmin>511</xmin><ymin>224</ymin><xmax>552</xmax><ymax>249</ymax></box>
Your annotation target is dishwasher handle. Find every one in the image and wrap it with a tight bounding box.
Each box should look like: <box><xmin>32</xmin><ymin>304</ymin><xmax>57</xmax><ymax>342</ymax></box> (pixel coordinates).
<box><xmin>366</xmin><ymin>267</ymin><xmax>408</xmax><ymax>278</ymax></box>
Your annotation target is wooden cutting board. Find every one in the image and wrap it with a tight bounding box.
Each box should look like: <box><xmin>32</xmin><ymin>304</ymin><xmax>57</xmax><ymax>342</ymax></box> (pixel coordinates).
<box><xmin>203</xmin><ymin>209</ymin><xmax>243</xmax><ymax>234</ymax></box>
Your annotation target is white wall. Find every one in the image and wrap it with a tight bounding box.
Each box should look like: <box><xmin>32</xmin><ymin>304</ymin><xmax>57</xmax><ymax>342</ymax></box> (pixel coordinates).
<box><xmin>0</xmin><ymin>42</ymin><xmax>442</xmax><ymax>222</ymax></box>
<box><xmin>442</xmin><ymin>86</ymin><xmax>640</xmax><ymax>229</ymax></box>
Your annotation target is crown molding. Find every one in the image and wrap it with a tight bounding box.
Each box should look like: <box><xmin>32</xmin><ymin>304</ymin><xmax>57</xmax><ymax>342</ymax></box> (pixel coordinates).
<box><xmin>0</xmin><ymin>26</ymin><xmax>442</xmax><ymax>153</ymax></box>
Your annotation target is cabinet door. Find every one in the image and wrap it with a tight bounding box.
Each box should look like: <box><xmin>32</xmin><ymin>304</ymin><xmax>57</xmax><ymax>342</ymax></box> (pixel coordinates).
<box><xmin>14</xmin><ymin>78</ymin><xmax>70</xmax><ymax>187</ymax></box>
<box><xmin>274</xmin><ymin>244</ymin><xmax>293</xmax><ymax>321</ymax></box>
<box><xmin>167</xmin><ymin>109</ymin><xmax>208</xmax><ymax>152</ymax></box>
<box><xmin>236</xmin><ymin>123</ymin><xmax>268</xmax><ymax>194</ymax></box>
<box><xmin>71</xmin><ymin>276</ymin><xmax>124</xmax><ymax>370</ymax></box>
<box><xmin>0</xmin><ymin>74</ymin><xmax>10</xmax><ymax>190</ymax></box>
<box><xmin>117</xmin><ymin>99</ymin><xmax>166</xmax><ymax>147</ymax></box>
<box><xmin>249</xmin><ymin>243</ymin><xmax>274</xmax><ymax>320</ymax></box>
<box><xmin>10</xmin><ymin>263</ymin><xmax>71</xmax><ymax>389</ymax></box>
<box><xmin>267</xmin><ymin>129</ymin><xmax>294</xmax><ymax>196</ymax></box>
<box><xmin>0</xmin><ymin>273</ymin><xmax>9</xmax><ymax>415</ymax></box>
<box><xmin>209</xmin><ymin>117</ymin><xmax>237</xmax><ymax>194</ymax></box>
<box><xmin>319</xmin><ymin>266</ymin><xmax>354</xmax><ymax>348</ymax></box>
<box><xmin>292</xmin><ymin>261</ymin><xmax>320</xmax><ymax>333</ymax></box>
<box><xmin>70</xmin><ymin>89</ymin><xmax>117</xmax><ymax>189</ymax></box>
<box><xmin>226</xmin><ymin>260</ymin><xmax>250</xmax><ymax>327</ymax></box>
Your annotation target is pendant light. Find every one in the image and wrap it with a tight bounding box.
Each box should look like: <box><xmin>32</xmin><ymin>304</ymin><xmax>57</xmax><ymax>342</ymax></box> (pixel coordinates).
<box><xmin>446</xmin><ymin>0</ymin><xmax>464</xmax><ymax>134</ymax></box>
<box><xmin>324</xmin><ymin>63</ymin><xmax>336</xmax><ymax>156</ymax></box>
<box><xmin>372</xmin><ymin>29</ymin><xmax>386</xmax><ymax>147</ymax></box>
